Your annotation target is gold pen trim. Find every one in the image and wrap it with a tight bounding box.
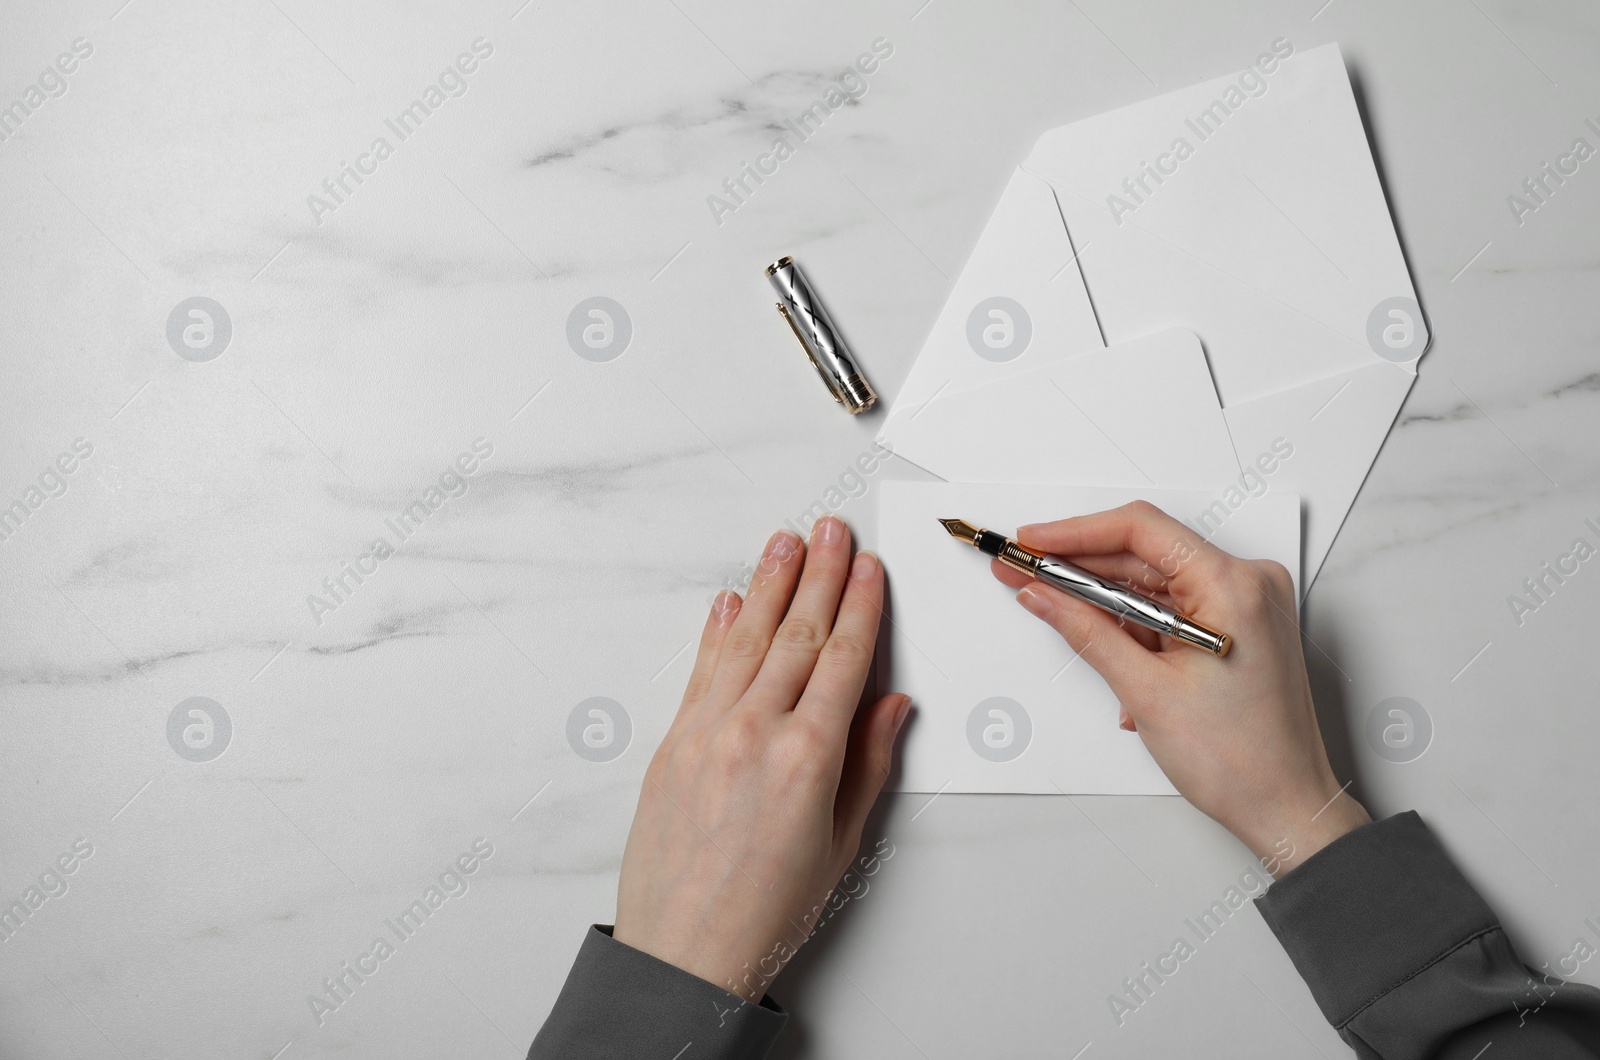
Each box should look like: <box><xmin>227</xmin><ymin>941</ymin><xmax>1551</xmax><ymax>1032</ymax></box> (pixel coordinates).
<box><xmin>1171</xmin><ymin>618</ymin><xmax>1231</xmax><ymax>657</ymax></box>
<box><xmin>995</xmin><ymin>539</ymin><xmax>1043</xmax><ymax>576</ymax></box>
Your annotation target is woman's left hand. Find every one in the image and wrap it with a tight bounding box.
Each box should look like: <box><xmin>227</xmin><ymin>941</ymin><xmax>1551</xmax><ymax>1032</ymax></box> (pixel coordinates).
<box><xmin>613</xmin><ymin>516</ymin><xmax>910</xmax><ymax>1002</ymax></box>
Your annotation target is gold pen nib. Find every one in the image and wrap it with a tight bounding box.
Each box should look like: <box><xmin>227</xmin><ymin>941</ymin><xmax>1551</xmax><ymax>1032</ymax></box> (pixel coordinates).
<box><xmin>938</xmin><ymin>517</ymin><xmax>981</xmax><ymax>547</ymax></box>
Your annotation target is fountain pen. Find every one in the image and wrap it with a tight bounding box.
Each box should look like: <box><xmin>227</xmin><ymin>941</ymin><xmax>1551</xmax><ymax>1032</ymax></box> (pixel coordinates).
<box><xmin>939</xmin><ymin>518</ymin><xmax>1232</xmax><ymax>656</ymax></box>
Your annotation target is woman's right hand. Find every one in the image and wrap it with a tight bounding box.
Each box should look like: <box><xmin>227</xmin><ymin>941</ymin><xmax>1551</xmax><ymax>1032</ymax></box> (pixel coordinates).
<box><xmin>989</xmin><ymin>501</ymin><xmax>1369</xmax><ymax>876</ymax></box>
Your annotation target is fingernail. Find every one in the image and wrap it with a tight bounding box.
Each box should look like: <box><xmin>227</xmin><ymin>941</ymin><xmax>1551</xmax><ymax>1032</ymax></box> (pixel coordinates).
<box><xmin>851</xmin><ymin>551</ymin><xmax>878</xmax><ymax>580</ymax></box>
<box><xmin>892</xmin><ymin>696</ymin><xmax>912</xmax><ymax>733</ymax></box>
<box><xmin>1118</xmin><ymin>707</ymin><xmax>1135</xmax><ymax>731</ymax></box>
<box><xmin>1016</xmin><ymin>585</ymin><xmax>1051</xmax><ymax>618</ymax></box>
<box><xmin>767</xmin><ymin>530</ymin><xmax>802</xmax><ymax>562</ymax></box>
<box><xmin>712</xmin><ymin>591</ymin><xmax>740</xmax><ymax>625</ymax></box>
<box><xmin>816</xmin><ymin>515</ymin><xmax>844</xmax><ymax>545</ymax></box>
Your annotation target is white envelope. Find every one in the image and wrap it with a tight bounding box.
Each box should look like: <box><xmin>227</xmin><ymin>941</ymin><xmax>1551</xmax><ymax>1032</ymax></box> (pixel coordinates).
<box><xmin>1021</xmin><ymin>42</ymin><xmax>1428</xmax><ymax>591</ymax></box>
<box><xmin>887</xmin><ymin>328</ymin><xmax>1241</xmax><ymax>490</ymax></box>
<box><xmin>876</xmin><ymin>482</ymin><xmax>1301</xmax><ymax>794</ymax></box>
<box><xmin>881</xmin><ymin>165</ymin><xmax>1107</xmax><ymax>425</ymax></box>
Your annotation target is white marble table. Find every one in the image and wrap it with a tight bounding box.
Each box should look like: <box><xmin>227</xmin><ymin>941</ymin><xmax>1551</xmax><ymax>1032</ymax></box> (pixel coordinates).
<box><xmin>4</xmin><ymin>0</ymin><xmax>1598</xmax><ymax>1056</ymax></box>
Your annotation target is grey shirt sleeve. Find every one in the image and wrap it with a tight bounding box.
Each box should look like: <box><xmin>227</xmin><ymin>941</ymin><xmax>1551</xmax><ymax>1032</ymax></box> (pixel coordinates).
<box><xmin>1255</xmin><ymin>811</ymin><xmax>1600</xmax><ymax>1059</ymax></box>
<box><xmin>529</xmin><ymin>925</ymin><xmax>787</xmax><ymax>1060</ymax></box>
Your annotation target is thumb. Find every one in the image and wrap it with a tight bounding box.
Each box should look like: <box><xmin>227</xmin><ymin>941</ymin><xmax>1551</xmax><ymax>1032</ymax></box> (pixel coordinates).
<box><xmin>1015</xmin><ymin>585</ymin><xmax>1158</xmax><ymax>707</ymax></box>
<box><xmin>833</xmin><ymin>693</ymin><xmax>910</xmax><ymax>850</ymax></box>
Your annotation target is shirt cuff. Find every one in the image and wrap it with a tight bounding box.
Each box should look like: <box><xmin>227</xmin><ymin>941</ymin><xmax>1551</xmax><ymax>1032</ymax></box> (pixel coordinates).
<box><xmin>1254</xmin><ymin>810</ymin><xmax>1500</xmax><ymax>1029</ymax></box>
<box><xmin>529</xmin><ymin>925</ymin><xmax>788</xmax><ymax>1060</ymax></box>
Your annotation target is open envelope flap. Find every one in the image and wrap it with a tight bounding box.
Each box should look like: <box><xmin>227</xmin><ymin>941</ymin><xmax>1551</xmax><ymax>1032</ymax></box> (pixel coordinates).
<box><xmin>1023</xmin><ymin>42</ymin><xmax>1429</xmax><ymax>407</ymax></box>
<box><xmin>880</xmin><ymin>165</ymin><xmax>1105</xmax><ymax>439</ymax></box>
<box><xmin>1222</xmin><ymin>359</ymin><xmax>1415</xmax><ymax>589</ymax></box>
<box><xmin>886</xmin><ymin>328</ymin><xmax>1241</xmax><ymax>490</ymax></box>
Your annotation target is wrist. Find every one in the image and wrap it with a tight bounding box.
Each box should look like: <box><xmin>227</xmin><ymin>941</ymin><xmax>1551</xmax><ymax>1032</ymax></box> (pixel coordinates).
<box><xmin>1235</xmin><ymin>789</ymin><xmax>1371</xmax><ymax>879</ymax></box>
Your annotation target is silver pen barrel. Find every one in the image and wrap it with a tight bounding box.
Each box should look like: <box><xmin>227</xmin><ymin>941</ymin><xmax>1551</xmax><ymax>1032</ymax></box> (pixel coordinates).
<box><xmin>1036</xmin><ymin>556</ymin><xmax>1179</xmax><ymax>634</ymax></box>
<box><xmin>1036</xmin><ymin>555</ymin><xmax>1231</xmax><ymax>657</ymax></box>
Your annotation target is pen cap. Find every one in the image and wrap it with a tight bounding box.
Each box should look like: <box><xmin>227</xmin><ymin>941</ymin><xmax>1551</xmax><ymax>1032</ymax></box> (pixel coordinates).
<box><xmin>765</xmin><ymin>256</ymin><xmax>877</xmax><ymax>414</ymax></box>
